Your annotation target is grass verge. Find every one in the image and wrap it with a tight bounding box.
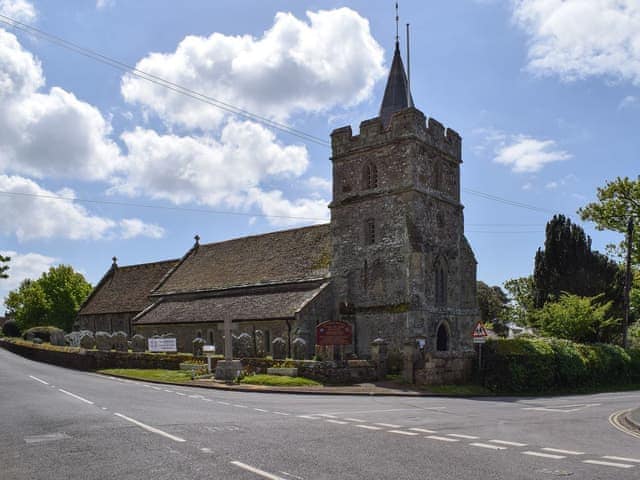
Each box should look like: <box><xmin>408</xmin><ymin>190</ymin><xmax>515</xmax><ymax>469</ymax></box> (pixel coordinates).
<box><xmin>99</xmin><ymin>368</ymin><xmax>192</xmax><ymax>383</ymax></box>
<box><xmin>240</xmin><ymin>374</ymin><xmax>321</xmax><ymax>387</ymax></box>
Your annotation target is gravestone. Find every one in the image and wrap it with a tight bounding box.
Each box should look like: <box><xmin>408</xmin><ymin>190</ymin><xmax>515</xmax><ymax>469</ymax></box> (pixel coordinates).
<box><xmin>272</xmin><ymin>337</ymin><xmax>286</xmax><ymax>360</ymax></box>
<box><xmin>112</xmin><ymin>331</ymin><xmax>128</xmax><ymax>352</ymax></box>
<box><xmin>65</xmin><ymin>332</ymin><xmax>82</xmax><ymax>347</ymax></box>
<box><xmin>254</xmin><ymin>330</ymin><xmax>265</xmax><ymax>358</ymax></box>
<box><xmin>95</xmin><ymin>331</ymin><xmax>112</xmax><ymax>351</ymax></box>
<box><xmin>235</xmin><ymin>333</ymin><xmax>253</xmax><ymax>358</ymax></box>
<box><xmin>192</xmin><ymin>337</ymin><xmax>205</xmax><ymax>356</ymax></box>
<box><xmin>131</xmin><ymin>334</ymin><xmax>146</xmax><ymax>352</ymax></box>
<box><xmin>50</xmin><ymin>328</ymin><xmax>66</xmax><ymax>346</ymax></box>
<box><xmin>79</xmin><ymin>332</ymin><xmax>96</xmax><ymax>349</ymax></box>
<box><xmin>292</xmin><ymin>337</ymin><xmax>307</xmax><ymax>360</ymax></box>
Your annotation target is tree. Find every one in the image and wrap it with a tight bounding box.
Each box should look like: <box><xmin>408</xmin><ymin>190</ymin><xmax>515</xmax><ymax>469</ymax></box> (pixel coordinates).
<box><xmin>4</xmin><ymin>265</ymin><xmax>91</xmax><ymax>332</ymax></box>
<box><xmin>0</xmin><ymin>254</ymin><xmax>9</xmax><ymax>279</ymax></box>
<box><xmin>578</xmin><ymin>176</ymin><xmax>640</xmax><ymax>266</ymax></box>
<box><xmin>504</xmin><ymin>276</ymin><xmax>535</xmax><ymax>326</ymax></box>
<box><xmin>533</xmin><ymin>293</ymin><xmax>619</xmax><ymax>344</ymax></box>
<box><xmin>477</xmin><ymin>281</ymin><xmax>510</xmax><ymax>335</ymax></box>
<box><xmin>533</xmin><ymin>215</ymin><xmax>623</xmax><ymax>309</ymax></box>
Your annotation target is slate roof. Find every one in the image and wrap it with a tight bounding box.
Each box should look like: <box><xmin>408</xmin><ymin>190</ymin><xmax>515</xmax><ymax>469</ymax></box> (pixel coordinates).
<box><xmin>135</xmin><ymin>283</ymin><xmax>329</xmax><ymax>325</ymax></box>
<box><xmin>153</xmin><ymin>224</ymin><xmax>331</xmax><ymax>296</ymax></box>
<box><xmin>379</xmin><ymin>41</ymin><xmax>414</xmax><ymax>127</ymax></box>
<box><xmin>78</xmin><ymin>259</ymin><xmax>178</xmax><ymax>316</ymax></box>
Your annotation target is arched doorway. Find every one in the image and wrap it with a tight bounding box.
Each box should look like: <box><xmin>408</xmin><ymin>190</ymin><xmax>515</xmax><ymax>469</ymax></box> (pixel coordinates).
<box><xmin>436</xmin><ymin>322</ymin><xmax>449</xmax><ymax>352</ymax></box>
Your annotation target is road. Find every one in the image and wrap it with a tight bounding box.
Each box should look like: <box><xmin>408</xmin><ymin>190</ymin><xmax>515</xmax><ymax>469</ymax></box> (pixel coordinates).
<box><xmin>1</xmin><ymin>348</ymin><xmax>639</xmax><ymax>480</ymax></box>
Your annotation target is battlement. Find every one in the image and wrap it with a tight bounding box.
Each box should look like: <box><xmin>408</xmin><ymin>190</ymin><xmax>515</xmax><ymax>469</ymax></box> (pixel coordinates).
<box><xmin>331</xmin><ymin>107</ymin><xmax>461</xmax><ymax>161</ymax></box>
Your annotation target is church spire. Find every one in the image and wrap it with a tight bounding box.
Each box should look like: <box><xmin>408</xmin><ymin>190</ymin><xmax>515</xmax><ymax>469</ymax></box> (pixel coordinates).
<box><xmin>379</xmin><ymin>3</ymin><xmax>414</xmax><ymax>127</ymax></box>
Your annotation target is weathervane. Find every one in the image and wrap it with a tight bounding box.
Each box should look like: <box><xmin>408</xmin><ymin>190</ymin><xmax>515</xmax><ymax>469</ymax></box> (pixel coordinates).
<box><xmin>395</xmin><ymin>2</ymin><xmax>399</xmax><ymax>44</ymax></box>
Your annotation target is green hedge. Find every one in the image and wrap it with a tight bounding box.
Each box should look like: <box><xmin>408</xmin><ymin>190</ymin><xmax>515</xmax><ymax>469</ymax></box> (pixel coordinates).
<box><xmin>482</xmin><ymin>337</ymin><xmax>640</xmax><ymax>393</ymax></box>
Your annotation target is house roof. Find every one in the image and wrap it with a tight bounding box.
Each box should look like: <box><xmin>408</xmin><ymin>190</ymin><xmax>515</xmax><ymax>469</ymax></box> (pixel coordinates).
<box><xmin>152</xmin><ymin>224</ymin><xmax>331</xmax><ymax>296</ymax></box>
<box><xmin>379</xmin><ymin>40</ymin><xmax>414</xmax><ymax>127</ymax></box>
<box><xmin>135</xmin><ymin>283</ymin><xmax>329</xmax><ymax>325</ymax></box>
<box><xmin>78</xmin><ymin>259</ymin><xmax>178</xmax><ymax>316</ymax></box>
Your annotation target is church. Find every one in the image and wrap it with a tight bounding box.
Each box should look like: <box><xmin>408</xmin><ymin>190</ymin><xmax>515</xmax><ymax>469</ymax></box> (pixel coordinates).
<box><xmin>77</xmin><ymin>36</ymin><xmax>479</xmax><ymax>359</ymax></box>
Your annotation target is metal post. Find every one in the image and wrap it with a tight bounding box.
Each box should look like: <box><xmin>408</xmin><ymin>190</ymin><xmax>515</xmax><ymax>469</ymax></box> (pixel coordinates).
<box><xmin>623</xmin><ymin>216</ymin><xmax>634</xmax><ymax>349</ymax></box>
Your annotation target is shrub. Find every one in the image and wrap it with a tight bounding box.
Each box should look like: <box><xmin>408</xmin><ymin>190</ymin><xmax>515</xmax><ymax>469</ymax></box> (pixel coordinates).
<box><xmin>22</xmin><ymin>326</ymin><xmax>65</xmax><ymax>344</ymax></box>
<box><xmin>2</xmin><ymin>319</ymin><xmax>21</xmax><ymax>337</ymax></box>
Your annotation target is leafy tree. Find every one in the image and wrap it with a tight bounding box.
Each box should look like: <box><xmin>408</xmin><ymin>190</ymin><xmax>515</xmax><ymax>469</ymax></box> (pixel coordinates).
<box><xmin>532</xmin><ymin>293</ymin><xmax>619</xmax><ymax>344</ymax></box>
<box><xmin>0</xmin><ymin>254</ymin><xmax>9</xmax><ymax>279</ymax></box>
<box><xmin>504</xmin><ymin>276</ymin><xmax>535</xmax><ymax>326</ymax></box>
<box><xmin>477</xmin><ymin>281</ymin><xmax>509</xmax><ymax>335</ymax></box>
<box><xmin>578</xmin><ymin>176</ymin><xmax>640</xmax><ymax>266</ymax></box>
<box><xmin>533</xmin><ymin>215</ymin><xmax>623</xmax><ymax>310</ymax></box>
<box><xmin>4</xmin><ymin>265</ymin><xmax>91</xmax><ymax>332</ymax></box>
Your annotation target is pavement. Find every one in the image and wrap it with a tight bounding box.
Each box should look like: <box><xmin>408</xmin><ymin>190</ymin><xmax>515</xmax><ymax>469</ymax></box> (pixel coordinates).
<box><xmin>3</xmin><ymin>347</ymin><xmax>640</xmax><ymax>480</ymax></box>
<box><xmin>628</xmin><ymin>407</ymin><xmax>640</xmax><ymax>429</ymax></box>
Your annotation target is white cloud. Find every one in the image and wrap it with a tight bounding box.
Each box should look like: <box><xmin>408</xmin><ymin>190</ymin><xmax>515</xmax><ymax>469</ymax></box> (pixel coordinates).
<box><xmin>246</xmin><ymin>188</ymin><xmax>329</xmax><ymax>226</ymax></box>
<box><xmin>0</xmin><ymin>0</ymin><xmax>36</xmax><ymax>23</ymax></box>
<box><xmin>522</xmin><ymin>182</ymin><xmax>533</xmax><ymax>190</ymax></box>
<box><xmin>96</xmin><ymin>0</ymin><xmax>114</xmax><ymax>10</ymax></box>
<box><xmin>0</xmin><ymin>250</ymin><xmax>55</xmax><ymax>302</ymax></box>
<box><xmin>119</xmin><ymin>218</ymin><xmax>164</xmax><ymax>239</ymax></box>
<box><xmin>493</xmin><ymin>135</ymin><xmax>571</xmax><ymax>173</ymax></box>
<box><xmin>0</xmin><ymin>29</ymin><xmax>123</xmax><ymax>180</ymax></box>
<box><xmin>305</xmin><ymin>176</ymin><xmax>332</xmax><ymax>192</ymax></box>
<box><xmin>0</xmin><ymin>175</ymin><xmax>163</xmax><ymax>241</ymax></box>
<box><xmin>512</xmin><ymin>0</ymin><xmax>640</xmax><ymax>85</ymax></box>
<box><xmin>619</xmin><ymin>95</ymin><xmax>640</xmax><ymax>109</ymax></box>
<box><xmin>121</xmin><ymin>7</ymin><xmax>385</xmax><ymax>129</ymax></box>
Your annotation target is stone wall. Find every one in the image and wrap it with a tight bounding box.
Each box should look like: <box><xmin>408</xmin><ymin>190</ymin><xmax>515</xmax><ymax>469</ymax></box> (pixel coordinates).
<box><xmin>413</xmin><ymin>352</ymin><xmax>474</xmax><ymax>386</ymax></box>
<box><xmin>77</xmin><ymin>312</ymin><xmax>135</xmax><ymax>336</ymax></box>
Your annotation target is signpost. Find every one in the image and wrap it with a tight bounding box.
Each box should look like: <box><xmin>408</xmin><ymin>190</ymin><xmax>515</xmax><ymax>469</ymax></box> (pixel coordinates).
<box><xmin>148</xmin><ymin>337</ymin><xmax>177</xmax><ymax>353</ymax></box>
<box><xmin>472</xmin><ymin>321</ymin><xmax>488</xmax><ymax>370</ymax></box>
<box><xmin>203</xmin><ymin>345</ymin><xmax>216</xmax><ymax>373</ymax></box>
<box><xmin>316</xmin><ymin>320</ymin><xmax>353</xmax><ymax>362</ymax></box>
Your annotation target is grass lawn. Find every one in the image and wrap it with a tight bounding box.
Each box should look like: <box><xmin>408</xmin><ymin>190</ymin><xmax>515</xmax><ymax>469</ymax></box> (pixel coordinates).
<box><xmin>240</xmin><ymin>374</ymin><xmax>321</xmax><ymax>387</ymax></box>
<box><xmin>99</xmin><ymin>369</ymin><xmax>193</xmax><ymax>383</ymax></box>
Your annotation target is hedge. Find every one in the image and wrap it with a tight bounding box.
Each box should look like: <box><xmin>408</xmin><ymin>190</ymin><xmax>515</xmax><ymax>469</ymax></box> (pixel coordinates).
<box><xmin>482</xmin><ymin>337</ymin><xmax>640</xmax><ymax>393</ymax></box>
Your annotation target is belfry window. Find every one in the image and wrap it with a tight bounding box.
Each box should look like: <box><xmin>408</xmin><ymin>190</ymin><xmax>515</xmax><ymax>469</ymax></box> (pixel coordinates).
<box><xmin>436</xmin><ymin>323</ymin><xmax>449</xmax><ymax>351</ymax></box>
<box><xmin>435</xmin><ymin>260</ymin><xmax>447</xmax><ymax>306</ymax></box>
<box><xmin>365</xmin><ymin>218</ymin><xmax>376</xmax><ymax>245</ymax></box>
<box><xmin>363</xmin><ymin>163</ymin><xmax>378</xmax><ymax>190</ymax></box>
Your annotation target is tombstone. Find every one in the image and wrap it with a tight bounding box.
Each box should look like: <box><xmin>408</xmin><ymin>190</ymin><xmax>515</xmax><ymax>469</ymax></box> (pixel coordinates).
<box><xmin>235</xmin><ymin>333</ymin><xmax>253</xmax><ymax>358</ymax></box>
<box><xmin>49</xmin><ymin>328</ymin><xmax>66</xmax><ymax>347</ymax></box>
<box><xmin>112</xmin><ymin>331</ymin><xmax>128</xmax><ymax>352</ymax></box>
<box><xmin>65</xmin><ymin>332</ymin><xmax>82</xmax><ymax>347</ymax></box>
<box><xmin>131</xmin><ymin>334</ymin><xmax>146</xmax><ymax>353</ymax></box>
<box><xmin>291</xmin><ymin>337</ymin><xmax>307</xmax><ymax>360</ymax></box>
<box><xmin>272</xmin><ymin>337</ymin><xmax>286</xmax><ymax>360</ymax></box>
<box><xmin>192</xmin><ymin>337</ymin><xmax>205</xmax><ymax>357</ymax></box>
<box><xmin>79</xmin><ymin>332</ymin><xmax>96</xmax><ymax>350</ymax></box>
<box><xmin>95</xmin><ymin>331</ymin><xmax>112</xmax><ymax>351</ymax></box>
<box><xmin>254</xmin><ymin>329</ymin><xmax>265</xmax><ymax>358</ymax></box>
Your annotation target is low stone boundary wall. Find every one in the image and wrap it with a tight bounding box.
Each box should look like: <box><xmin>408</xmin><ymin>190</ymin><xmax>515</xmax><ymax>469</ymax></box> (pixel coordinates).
<box><xmin>0</xmin><ymin>339</ymin><xmax>191</xmax><ymax>371</ymax></box>
<box><xmin>414</xmin><ymin>352</ymin><xmax>474</xmax><ymax>386</ymax></box>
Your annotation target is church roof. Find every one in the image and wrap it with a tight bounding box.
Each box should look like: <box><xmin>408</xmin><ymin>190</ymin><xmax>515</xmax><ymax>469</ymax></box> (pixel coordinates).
<box><xmin>78</xmin><ymin>259</ymin><xmax>178</xmax><ymax>316</ymax></box>
<box><xmin>379</xmin><ymin>41</ymin><xmax>414</xmax><ymax>127</ymax></box>
<box><xmin>135</xmin><ymin>283</ymin><xmax>329</xmax><ymax>325</ymax></box>
<box><xmin>152</xmin><ymin>224</ymin><xmax>331</xmax><ymax>296</ymax></box>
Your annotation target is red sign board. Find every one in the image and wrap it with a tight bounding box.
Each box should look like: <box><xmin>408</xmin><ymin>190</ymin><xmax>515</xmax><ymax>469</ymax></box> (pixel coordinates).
<box><xmin>472</xmin><ymin>321</ymin><xmax>489</xmax><ymax>338</ymax></box>
<box><xmin>316</xmin><ymin>320</ymin><xmax>353</xmax><ymax>346</ymax></box>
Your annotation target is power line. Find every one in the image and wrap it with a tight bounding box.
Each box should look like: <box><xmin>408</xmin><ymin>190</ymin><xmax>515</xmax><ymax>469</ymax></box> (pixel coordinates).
<box><xmin>462</xmin><ymin>188</ymin><xmax>554</xmax><ymax>214</ymax></box>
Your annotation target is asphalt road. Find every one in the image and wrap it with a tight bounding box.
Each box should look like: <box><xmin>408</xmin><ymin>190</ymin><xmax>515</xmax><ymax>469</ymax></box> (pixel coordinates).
<box><xmin>1</xmin><ymin>348</ymin><xmax>639</xmax><ymax>480</ymax></box>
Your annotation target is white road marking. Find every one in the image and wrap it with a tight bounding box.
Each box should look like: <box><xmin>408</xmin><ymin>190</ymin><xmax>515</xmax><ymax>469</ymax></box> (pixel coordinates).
<box><xmin>273</xmin><ymin>412</ymin><xmax>289</xmax><ymax>416</ymax></box>
<box><xmin>230</xmin><ymin>461</ymin><xmax>287</xmax><ymax>480</ymax></box>
<box><xmin>427</xmin><ymin>435</ymin><xmax>459</xmax><ymax>442</ymax></box>
<box><xmin>343</xmin><ymin>418</ymin><xmax>365</xmax><ymax>422</ymax></box>
<box><xmin>326</xmin><ymin>419</ymin><xmax>349</xmax><ymax>425</ymax></box>
<box><xmin>602</xmin><ymin>456</ymin><xmax>640</xmax><ymax>464</ymax></box>
<box><xmin>315</xmin><ymin>414</ymin><xmax>338</xmax><ymax>418</ymax></box>
<box><xmin>175</xmin><ymin>392</ymin><xmax>186</xmax><ymax>396</ymax></box>
<box><xmin>101</xmin><ymin>407</ymin><xmax>108</xmax><ymax>410</ymax></box>
<box><xmin>163</xmin><ymin>389</ymin><xmax>173</xmax><ymax>393</ymax></box>
<box><xmin>409</xmin><ymin>428</ymin><xmax>437</xmax><ymax>434</ymax></box>
<box><xmin>188</xmin><ymin>395</ymin><xmax>204</xmax><ymax>399</ymax></box>
<box><xmin>279</xmin><ymin>471</ymin><xmax>304</xmax><ymax>480</ymax></box>
<box><xmin>542</xmin><ymin>448</ymin><xmax>584</xmax><ymax>455</ymax></box>
<box><xmin>522</xmin><ymin>403</ymin><xmax>600</xmax><ymax>413</ymax></box>
<box><xmin>522</xmin><ymin>451</ymin><xmax>566</xmax><ymax>459</ymax></box>
<box><xmin>355</xmin><ymin>425</ymin><xmax>381</xmax><ymax>430</ymax></box>
<box><xmin>447</xmin><ymin>434</ymin><xmax>479</xmax><ymax>440</ymax></box>
<box><xmin>490</xmin><ymin>440</ymin><xmax>527</xmax><ymax>447</ymax></box>
<box><xmin>200</xmin><ymin>448</ymin><xmax>212</xmax><ymax>453</ymax></box>
<box><xmin>470</xmin><ymin>442</ymin><xmax>507</xmax><ymax>450</ymax></box>
<box><xmin>58</xmin><ymin>389</ymin><xmax>94</xmax><ymax>405</ymax></box>
<box><xmin>254</xmin><ymin>408</ymin><xmax>269</xmax><ymax>413</ymax></box>
<box><xmin>151</xmin><ymin>386</ymin><xmax>162</xmax><ymax>391</ymax></box>
<box><xmin>374</xmin><ymin>423</ymin><xmax>401</xmax><ymax>428</ymax></box>
<box><xmin>313</xmin><ymin>408</ymin><xmax>423</xmax><ymax>415</ymax></box>
<box><xmin>114</xmin><ymin>413</ymin><xmax>185</xmax><ymax>443</ymax></box>
<box><xmin>296</xmin><ymin>415</ymin><xmax>319</xmax><ymax>419</ymax></box>
<box><xmin>202</xmin><ymin>398</ymin><xmax>213</xmax><ymax>402</ymax></box>
<box><xmin>29</xmin><ymin>375</ymin><xmax>49</xmax><ymax>385</ymax></box>
<box><xmin>388</xmin><ymin>430</ymin><xmax>419</xmax><ymax>436</ymax></box>
<box><xmin>218</xmin><ymin>401</ymin><xmax>230</xmax><ymax>405</ymax></box>
<box><xmin>233</xmin><ymin>404</ymin><xmax>248</xmax><ymax>408</ymax></box>
<box><xmin>583</xmin><ymin>460</ymin><xmax>634</xmax><ymax>469</ymax></box>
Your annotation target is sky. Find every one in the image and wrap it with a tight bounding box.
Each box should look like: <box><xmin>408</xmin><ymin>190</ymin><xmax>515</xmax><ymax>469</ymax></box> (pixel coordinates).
<box><xmin>1</xmin><ymin>0</ymin><xmax>639</xmax><ymax>307</ymax></box>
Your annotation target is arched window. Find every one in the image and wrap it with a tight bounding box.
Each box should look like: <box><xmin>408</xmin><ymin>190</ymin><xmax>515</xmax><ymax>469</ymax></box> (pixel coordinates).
<box><xmin>365</xmin><ymin>218</ymin><xmax>376</xmax><ymax>245</ymax></box>
<box><xmin>362</xmin><ymin>260</ymin><xmax>369</xmax><ymax>290</ymax></box>
<box><xmin>435</xmin><ymin>258</ymin><xmax>447</xmax><ymax>306</ymax></box>
<box><xmin>363</xmin><ymin>163</ymin><xmax>378</xmax><ymax>190</ymax></box>
<box><xmin>437</xmin><ymin>323</ymin><xmax>450</xmax><ymax>351</ymax></box>
<box><xmin>208</xmin><ymin>330</ymin><xmax>214</xmax><ymax>345</ymax></box>
<box><xmin>196</xmin><ymin>330</ymin><xmax>202</xmax><ymax>339</ymax></box>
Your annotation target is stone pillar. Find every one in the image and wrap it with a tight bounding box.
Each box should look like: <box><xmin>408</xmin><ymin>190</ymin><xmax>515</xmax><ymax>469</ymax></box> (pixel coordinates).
<box><xmin>370</xmin><ymin>338</ymin><xmax>388</xmax><ymax>379</ymax></box>
<box><xmin>403</xmin><ymin>339</ymin><xmax>417</xmax><ymax>384</ymax></box>
<box><xmin>215</xmin><ymin>318</ymin><xmax>243</xmax><ymax>382</ymax></box>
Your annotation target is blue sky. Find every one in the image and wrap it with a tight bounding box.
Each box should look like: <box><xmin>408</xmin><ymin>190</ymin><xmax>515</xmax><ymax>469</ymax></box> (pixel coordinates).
<box><xmin>1</xmin><ymin>0</ymin><xmax>639</xmax><ymax>306</ymax></box>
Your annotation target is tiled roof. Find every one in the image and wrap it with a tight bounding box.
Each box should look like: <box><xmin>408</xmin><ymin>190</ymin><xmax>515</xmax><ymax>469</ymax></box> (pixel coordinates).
<box><xmin>153</xmin><ymin>224</ymin><xmax>331</xmax><ymax>295</ymax></box>
<box><xmin>135</xmin><ymin>283</ymin><xmax>329</xmax><ymax>325</ymax></box>
<box><xmin>78</xmin><ymin>259</ymin><xmax>178</xmax><ymax>316</ymax></box>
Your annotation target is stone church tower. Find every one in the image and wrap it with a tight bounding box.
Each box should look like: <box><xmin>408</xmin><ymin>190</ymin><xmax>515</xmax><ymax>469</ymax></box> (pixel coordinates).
<box><xmin>330</xmin><ymin>39</ymin><xmax>479</xmax><ymax>357</ymax></box>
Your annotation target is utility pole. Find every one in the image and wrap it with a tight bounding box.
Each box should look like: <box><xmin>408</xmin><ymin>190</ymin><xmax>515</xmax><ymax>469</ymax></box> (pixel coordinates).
<box><xmin>623</xmin><ymin>216</ymin><xmax>634</xmax><ymax>349</ymax></box>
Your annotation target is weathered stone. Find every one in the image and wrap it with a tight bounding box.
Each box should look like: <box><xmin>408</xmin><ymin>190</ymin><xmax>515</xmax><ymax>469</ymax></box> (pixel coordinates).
<box><xmin>49</xmin><ymin>329</ymin><xmax>66</xmax><ymax>347</ymax></box>
<box><xmin>192</xmin><ymin>337</ymin><xmax>205</xmax><ymax>356</ymax></box>
<box><xmin>65</xmin><ymin>332</ymin><xmax>82</xmax><ymax>347</ymax></box>
<box><xmin>291</xmin><ymin>337</ymin><xmax>307</xmax><ymax>360</ymax></box>
<box><xmin>95</xmin><ymin>331</ymin><xmax>112</xmax><ymax>351</ymax></box>
<box><xmin>235</xmin><ymin>333</ymin><xmax>253</xmax><ymax>358</ymax></box>
<box><xmin>79</xmin><ymin>332</ymin><xmax>96</xmax><ymax>349</ymax></box>
<box><xmin>253</xmin><ymin>329</ymin><xmax>265</xmax><ymax>358</ymax></box>
<box><xmin>112</xmin><ymin>331</ymin><xmax>128</xmax><ymax>352</ymax></box>
<box><xmin>131</xmin><ymin>334</ymin><xmax>146</xmax><ymax>352</ymax></box>
<box><xmin>272</xmin><ymin>337</ymin><xmax>286</xmax><ymax>360</ymax></box>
